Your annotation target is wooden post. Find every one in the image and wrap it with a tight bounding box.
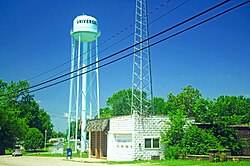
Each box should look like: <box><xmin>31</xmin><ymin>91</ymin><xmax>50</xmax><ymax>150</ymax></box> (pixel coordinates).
<box><xmin>88</xmin><ymin>132</ymin><xmax>91</xmax><ymax>158</ymax></box>
<box><xmin>95</xmin><ymin>131</ymin><xmax>98</xmax><ymax>158</ymax></box>
<box><xmin>100</xmin><ymin>131</ymin><xmax>103</xmax><ymax>158</ymax></box>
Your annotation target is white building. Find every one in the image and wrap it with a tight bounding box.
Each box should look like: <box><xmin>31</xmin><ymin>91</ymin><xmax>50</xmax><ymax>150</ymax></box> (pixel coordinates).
<box><xmin>85</xmin><ymin>114</ymin><xmax>169</xmax><ymax>161</ymax></box>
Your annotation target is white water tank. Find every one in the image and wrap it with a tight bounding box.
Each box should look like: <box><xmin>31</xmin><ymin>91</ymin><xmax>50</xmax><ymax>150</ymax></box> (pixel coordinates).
<box><xmin>71</xmin><ymin>14</ymin><xmax>100</xmax><ymax>42</ymax></box>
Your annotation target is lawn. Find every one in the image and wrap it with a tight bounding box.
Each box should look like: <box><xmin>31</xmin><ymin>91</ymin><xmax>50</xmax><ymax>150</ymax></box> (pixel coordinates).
<box><xmin>23</xmin><ymin>150</ymin><xmax>88</xmax><ymax>158</ymax></box>
<box><xmin>104</xmin><ymin>160</ymin><xmax>250</xmax><ymax>166</ymax></box>
<box><xmin>6</xmin><ymin>148</ymin><xmax>249</xmax><ymax>166</ymax></box>
<box><xmin>5</xmin><ymin>148</ymin><xmax>250</xmax><ymax>166</ymax></box>
<box><xmin>5</xmin><ymin>142</ymin><xmax>88</xmax><ymax>158</ymax></box>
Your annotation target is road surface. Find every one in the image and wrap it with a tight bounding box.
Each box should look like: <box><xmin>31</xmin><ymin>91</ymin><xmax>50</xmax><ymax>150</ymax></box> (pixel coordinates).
<box><xmin>0</xmin><ymin>156</ymin><xmax>136</xmax><ymax>166</ymax></box>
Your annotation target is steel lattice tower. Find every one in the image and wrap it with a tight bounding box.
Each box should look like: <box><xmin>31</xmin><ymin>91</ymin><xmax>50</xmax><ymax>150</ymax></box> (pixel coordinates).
<box><xmin>132</xmin><ymin>0</ymin><xmax>154</xmax><ymax>115</ymax></box>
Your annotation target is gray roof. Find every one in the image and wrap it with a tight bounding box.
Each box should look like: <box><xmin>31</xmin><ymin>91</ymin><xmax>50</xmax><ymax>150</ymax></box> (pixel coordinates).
<box><xmin>85</xmin><ymin>118</ymin><xmax>109</xmax><ymax>132</ymax></box>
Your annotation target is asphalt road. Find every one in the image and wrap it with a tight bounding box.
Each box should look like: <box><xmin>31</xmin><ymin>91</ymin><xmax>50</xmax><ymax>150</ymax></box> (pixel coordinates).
<box><xmin>0</xmin><ymin>156</ymin><xmax>134</xmax><ymax>166</ymax></box>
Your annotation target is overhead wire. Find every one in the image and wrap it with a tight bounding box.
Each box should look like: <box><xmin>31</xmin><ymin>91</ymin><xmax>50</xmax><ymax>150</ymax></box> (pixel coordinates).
<box><xmin>39</xmin><ymin>0</ymin><xmax>191</xmax><ymax>84</ymax></box>
<box><xmin>26</xmin><ymin>0</ymin><xmax>230</xmax><ymax>89</ymax></box>
<box><xmin>28</xmin><ymin>0</ymin><xmax>249</xmax><ymax>93</ymax></box>
<box><xmin>0</xmin><ymin>0</ymin><xmax>230</xmax><ymax>97</ymax></box>
<box><xmin>2</xmin><ymin>0</ymin><xmax>249</xmax><ymax>96</ymax></box>
<box><xmin>27</xmin><ymin>0</ymin><xmax>225</xmax><ymax>92</ymax></box>
<box><xmin>25</xmin><ymin>0</ymin><xmax>173</xmax><ymax>82</ymax></box>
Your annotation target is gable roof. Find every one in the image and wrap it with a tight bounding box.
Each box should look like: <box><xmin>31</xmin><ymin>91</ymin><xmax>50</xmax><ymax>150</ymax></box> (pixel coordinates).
<box><xmin>85</xmin><ymin>118</ymin><xmax>109</xmax><ymax>132</ymax></box>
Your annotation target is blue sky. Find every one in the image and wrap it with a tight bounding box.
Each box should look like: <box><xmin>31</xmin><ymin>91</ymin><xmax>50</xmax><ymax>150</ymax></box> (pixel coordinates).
<box><xmin>0</xmin><ymin>0</ymin><xmax>249</xmax><ymax>132</ymax></box>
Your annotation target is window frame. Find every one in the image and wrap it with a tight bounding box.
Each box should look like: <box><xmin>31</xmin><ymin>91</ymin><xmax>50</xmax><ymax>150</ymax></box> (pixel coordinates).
<box><xmin>144</xmin><ymin>137</ymin><xmax>160</xmax><ymax>149</ymax></box>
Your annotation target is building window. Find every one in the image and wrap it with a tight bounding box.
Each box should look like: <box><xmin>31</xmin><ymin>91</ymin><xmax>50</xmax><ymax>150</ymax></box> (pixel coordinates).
<box><xmin>145</xmin><ymin>138</ymin><xmax>160</xmax><ymax>149</ymax></box>
<box><xmin>145</xmin><ymin>138</ymin><xmax>151</xmax><ymax>148</ymax></box>
<box><xmin>114</xmin><ymin>134</ymin><xmax>132</xmax><ymax>142</ymax></box>
<box><xmin>153</xmin><ymin>138</ymin><xmax>160</xmax><ymax>148</ymax></box>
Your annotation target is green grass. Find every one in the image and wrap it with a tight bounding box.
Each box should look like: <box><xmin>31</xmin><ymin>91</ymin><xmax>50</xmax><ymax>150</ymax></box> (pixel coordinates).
<box><xmin>4</xmin><ymin>149</ymin><xmax>12</xmax><ymax>155</ymax></box>
<box><xmin>3</xmin><ymin>141</ymin><xmax>88</xmax><ymax>158</ymax></box>
<box><xmin>103</xmin><ymin>159</ymin><xmax>250</xmax><ymax>166</ymax></box>
<box><xmin>19</xmin><ymin>141</ymin><xmax>89</xmax><ymax>158</ymax></box>
<box><xmin>23</xmin><ymin>150</ymin><xmax>88</xmax><ymax>158</ymax></box>
<box><xmin>5</xmin><ymin>148</ymin><xmax>250</xmax><ymax>166</ymax></box>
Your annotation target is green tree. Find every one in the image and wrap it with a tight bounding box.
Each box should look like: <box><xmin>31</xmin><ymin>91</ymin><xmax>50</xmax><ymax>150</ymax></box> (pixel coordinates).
<box><xmin>210</xmin><ymin>123</ymin><xmax>248</xmax><ymax>155</ymax></box>
<box><xmin>161</xmin><ymin>109</ymin><xmax>221</xmax><ymax>158</ymax></box>
<box><xmin>193</xmin><ymin>95</ymin><xmax>249</xmax><ymax>155</ymax></box>
<box><xmin>212</xmin><ymin>95</ymin><xmax>250</xmax><ymax>125</ymax></box>
<box><xmin>164</xmin><ymin>86</ymin><xmax>249</xmax><ymax>156</ymax></box>
<box><xmin>0</xmin><ymin>80</ymin><xmax>29</xmax><ymax>155</ymax></box>
<box><xmin>18</xmin><ymin>94</ymin><xmax>54</xmax><ymax>139</ymax></box>
<box><xmin>0</xmin><ymin>108</ymin><xmax>28</xmax><ymax>154</ymax></box>
<box><xmin>37</xmin><ymin>109</ymin><xmax>54</xmax><ymax>139</ymax></box>
<box><xmin>24</xmin><ymin>128</ymin><xmax>44</xmax><ymax>151</ymax></box>
<box><xmin>194</xmin><ymin>95</ymin><xmax>250</xmax><ymax>125</ymax></box>
<box><xmin>66</xmin><ymin>121</ymin><xmax>81</xmax><ymax>139</ymax></box>
<box><xmin>58</xmin><ymin>132</ymin><xmax>66</xmax><ymax>138</ymax></box>
<box><xmin>106</xmin><ymin>89</ymin><xmax>132</xmax><ymax>116</ymax></box>
<box><xmin>161</xmin><ymin>110</ymin><xmax>186</xmax><ymax>159</ymax></box>
<box><xmin>101</xmin><ymin>89</ymin><xmax>154</xmax><ymax>117</ymax></box>
<box><xmin>153</xmin><ymin>97</ymin><xmax>167</xmax><ymax>115</ymax></box>
<box><xmin>193</xmin><ymin>97</ymin><xmax>214</xmax><ymax>123</ymax></box>
<box><xmin>166</xmin><ymin>85</ymin><xmax>201</xmax><ymax>117</ymax></box>
<box><xmin>181</xmin><ymin>125</ymin><xmax>221</xmax><ymax>155</ymax></box>
<box><xmin>100</xmin><ymin>107</ymin><xmax>115</xmax><ymax>118</ymax></box>
<box><xmin>0</xmin><ymin>80</ymin><xmax>54</xmax><ymax>154</ymax></box>
<box><xmin>51</xmin><ymin>131</ymin><xmax>66</xmax><ymax>139</ymax></box>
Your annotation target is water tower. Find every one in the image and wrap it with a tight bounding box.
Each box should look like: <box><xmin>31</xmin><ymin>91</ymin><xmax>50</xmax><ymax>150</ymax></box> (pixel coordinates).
<box><xmin>67</xmin><ymin>14</ymin><xmax>100</xmax><ymax>152</ymax></box>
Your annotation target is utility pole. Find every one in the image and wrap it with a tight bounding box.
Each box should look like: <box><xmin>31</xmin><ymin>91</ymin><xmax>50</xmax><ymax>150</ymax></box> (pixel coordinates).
<box><xmin>44</xmin><ymin>130</ymin><xmax>47</xmax><ymax>150</ymax></box>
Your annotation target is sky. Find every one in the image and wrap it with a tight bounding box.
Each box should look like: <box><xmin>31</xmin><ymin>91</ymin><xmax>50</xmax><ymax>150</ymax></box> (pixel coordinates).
<box><xmin>0</xmin><ymin>0</ymin><xmax>249</xmax><ymax>132</ymax></box>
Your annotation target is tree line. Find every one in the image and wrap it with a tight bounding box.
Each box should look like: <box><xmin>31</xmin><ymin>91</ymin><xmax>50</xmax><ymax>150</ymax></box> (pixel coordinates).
<box><xmin>99</xmin><ymin>85</ymin><xmax>250</xmax><ymax>157</ymax></box>
<box><xmin>100</xmin><ymin>85</ymin><xmax>249</xmax><ymax>125</ymax></box>
<box><xmin>2</xmin><ymin>79</ymin><xmax>248</xmax><ymax>157</ymax></box>
<box><xmin>0</xmin><ymin>80</ymin><xmax>54</xmax><ymax>154</ymax></box>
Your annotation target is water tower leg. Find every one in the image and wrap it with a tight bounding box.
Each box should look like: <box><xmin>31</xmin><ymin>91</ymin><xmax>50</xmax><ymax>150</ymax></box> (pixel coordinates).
<box><xmin>67</xmin><ymin>36</ymin><xmax>75</xmax><ymax>149</ymax></box>
<box><xmin>95</xmin><ymin>39</ymin><xmax>100</xmax><ymax>118</ymax></box>
<box><xmin>81</xmin><ymin>41</ymin><xmax>88</xmax><ymax>152</ymax></box>
<box><xmin>75</xmin><ymin>36</ymin><xmax>81</xmax><ymax>152</ymax></box>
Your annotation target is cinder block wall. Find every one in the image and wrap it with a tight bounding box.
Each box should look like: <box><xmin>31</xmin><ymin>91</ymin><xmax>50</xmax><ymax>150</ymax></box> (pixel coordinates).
<box><xmin>107</xmin><ymin>115</ymin><xmax>134</xmax><ymax>161</ymax></box>
<box><xmin>132</xmin><ymin>114</ymin><xmax>169</xmax><ymax>160</ymax></box>
<box><xmin>107</xmin><ymin>114</ymin><xmax>169</xmax><ymax>161</ymax></box>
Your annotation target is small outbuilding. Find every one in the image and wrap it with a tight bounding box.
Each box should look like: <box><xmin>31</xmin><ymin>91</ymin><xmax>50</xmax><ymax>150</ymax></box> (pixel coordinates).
<box><xmin>85</xmin><ymin>118</ymin><xmax>109</xmax><ymax>158</ymax></box>
<box><xmin>50</xmin><ymin>143</ymin><xmax>64</xmax><ymax>155</ymax></box>
<box><xmin>85</xmin><ymin>114</ymin><xmax>169</xmax><ymax>161</ymax></box>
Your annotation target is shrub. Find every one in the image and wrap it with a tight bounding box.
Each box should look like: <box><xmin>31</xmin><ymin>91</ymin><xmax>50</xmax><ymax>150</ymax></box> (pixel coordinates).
<box><xmin>161</xmin><ymin>110</ymin><xmax>186</xmax><ymax>159</ymax></box>
<box><xmin>181</xmin><ymin>125</ymin><xmax>222</xmax><ymax>155</ymax></box>
<box><xmin>24</xmin><ymin>128</ymin><xmax>44</xmax><ymax>151</ymax></box>
<box><xmin>164</xmin><ymin>144</ymin><xmax>183</xmax><ymax>159</ymax></box>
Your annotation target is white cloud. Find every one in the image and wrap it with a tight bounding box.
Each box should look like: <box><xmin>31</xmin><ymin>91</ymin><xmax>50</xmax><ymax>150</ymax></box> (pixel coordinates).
<box><xmin>63</xmin><ymin>113</ymin><xmax>69</xmax><ymax>118</ymax></box>
<box><xmin>36</xmin><ymin>100</ymin><xmax>42</xmax><ymax>104</ymax></box>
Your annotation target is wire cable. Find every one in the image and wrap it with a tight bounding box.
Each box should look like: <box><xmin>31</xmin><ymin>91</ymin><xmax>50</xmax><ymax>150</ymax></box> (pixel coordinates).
<box><xmin>26</xmin><ymin>0</ymin><xmax>230</xmax><ymax>89</ymax></box>
<box><xmin>25</xmin><ymin>0</ymin><xmax>173</xmax><ymax>82</ymax></box>
<box><xmin>38</xmin><ymin>0</ymin><xmax>191</xmax><ymax>84</ymax></box>
<box><xmin>27</xmin><ymin>0</ymin><xmax>249</xmax><ymax>94</ymax></box>
<box><xmin>3</xmin><ymin>0</ymin><xmax>246</xmax><ymax>97</ymax></box>
<box><xmin>0</xmin><ymin>0</ymin><xmax>230</xmax><ymax>97</ymax></box>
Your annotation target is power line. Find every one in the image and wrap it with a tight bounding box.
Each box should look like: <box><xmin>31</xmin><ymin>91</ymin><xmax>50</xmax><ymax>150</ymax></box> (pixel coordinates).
<box><xmin>27</xmin><ymin>0</ymin><xmax>249</xmax><ymax>94</ymax></box>
<box><xmin>26</xmin><ymin>0</ymin><xmax>229</xmax><ymax>89</ymax></box>
<box><xmin>39</xmin><ymin>0</ymin><xmax>191</xmax><ymax>85</ymax></box>
<box><xmin>149</xmin><ymin>0</ymin><xmax>190</xmax><ymax>25</ymax></box>
<box><xmin>25</xmin><ymin>0</ymin><xmax>173</xmax><ymax>82</ymax></box>
<box><xmin>2</xmin><ymin>0</ymin><xmax>247</xmax><ymax>97</ymax></box>
<box><xmin>1</xmin><ymin>0</ymin><xmax>230</xmax><ymax>97</ymax></box>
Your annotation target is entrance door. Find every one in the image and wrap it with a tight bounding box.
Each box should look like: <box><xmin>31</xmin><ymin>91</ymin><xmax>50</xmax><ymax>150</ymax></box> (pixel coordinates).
<box><xmin>90</xmin><ymin>131</ymin><xmax>107</xmax><ymax>158</ymax></box>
